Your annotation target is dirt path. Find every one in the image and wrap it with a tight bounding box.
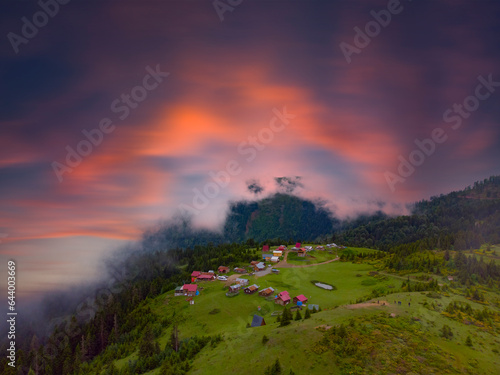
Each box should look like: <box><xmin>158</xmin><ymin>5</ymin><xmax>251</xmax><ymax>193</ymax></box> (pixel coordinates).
<box><xmin>344</xmin><ymin>300</ymin><xmax>390</xmax><ymax>309</ymax></box>
<box><xmin>275</xmin><ymin>250</ymin><xmax>339</xmax><ymax>268</ymax></box>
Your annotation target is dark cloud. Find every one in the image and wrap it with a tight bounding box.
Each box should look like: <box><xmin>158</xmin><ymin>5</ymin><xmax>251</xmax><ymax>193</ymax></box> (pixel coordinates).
<box><xmin>275</xmin><ymin>176</ymin><xmax>304</xmax><ymax>194</ymax></box>
<box><xmin>246</xmin><ymin>179</ymin><xmax>264</xmax><ymax>195</ymax></box>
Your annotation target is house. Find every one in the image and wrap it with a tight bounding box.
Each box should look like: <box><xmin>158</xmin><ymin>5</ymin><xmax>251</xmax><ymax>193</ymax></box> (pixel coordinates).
<box><xmin>191</xmin><ymin>271</ymin><xmax>201</xmax><ymax>282</ymax></box>
<box><xmin>273</xmin><ymin>250</ymin><xmax>283</xmax><ymax>257</ymax></box>
<box><xmin>270</xmin><ymin>256</ymin><xmax>280</xmax><ymax>263</ymax></box>
<box><xmin>228</xmin><ymin>284</ymin><xmax>241</xmax><ymax>293</ymax></box>
<box><xmin>262</xmin><ymin>245</ymin><xmax>269</xmax><ymax>252</ymax></box>
<box><xmin>250</xmin><ymin>261</ymin><xmax>260</xmax><ymax>266</ymax></box>
<box><xmin>174</xmin><ymin>286</ymin><xmax>184</xmax><ymax>296</ymax></box>
<box><xmin>278</xmin><ymin>245</ymin><xmax>286</xmax><ymax>250</ymax></box>
<box><xmin>293</xmin><ymin>294</ymin><xmax>308</xmax><ymax>304</ymax></box>
<box><xmin>295</xmin><ymin>242</ymin><xmax>301</xmax><ymax>248</ymax></box>
<box><xmin>234</xmin><ymin>267</ymin><xmax>246</xmax><ymax>274</ymax></box>
<box><xmin>305</xmin><ymin>246</ymin><xmax>313</xmax><ymax>251</ymax></box>
<box><xmin>262</xmin><ymin>254</ymin><xmax>272</xmax><ymax>261</ymax></box>
<box><xmin>236</xmin><ymin>278</ymin><xmax>249</xmax><ymax>286</ymax></box>
<box><xmin>197</xmin><ymin>274</ymin><xmax>215</xmax><ymax>281</ymax></box>
<box><xmin>447</xmin><ymin>276</ymin><xmax>454</xmax><ymax>281</ymax></box>
<box><xmin>297</xmin><ymin>248</ymin><xmax>307</xmax><ymax>257</ymax></box>
<box><xmin>291</xmin><ymin>247</ymin><xmax>299</xmax><ymax>251</ymax></box>
<box><xmin>182</xmin><ymin>284</ymin><xmax>198</xmax><ymax>296</ymax></box>
<box><xmin>218</xmin><ymin>266</ymin><xmax>229</xmax><ymax>274</ymax></box>
<box><xmin>275</xmin><ymin>291</ymin><xmax>291</xmax><ymax>305</ymax></box>
<box><xmin>316</xmin><ymin>246</ymin><xmax>324</xmax><ymax>250</ymax></box>
<box><xmin>251</xmin><ymin>315</ymin><xmax>266</xmax><ymax>327</ymax></box>
<box><xmin>253</xmin><ymin>262</ymin><xmax>266</xmax><ymax>271</ymax></box>
<box><xmin>244</xmin><ymin>284</ymin><xmax>259</xmax><ymax>294</ymax></box>
<box><xmin>259</xmin><ymin>287</ymin><xmax>275</xmax><ymax>297</ymax></box>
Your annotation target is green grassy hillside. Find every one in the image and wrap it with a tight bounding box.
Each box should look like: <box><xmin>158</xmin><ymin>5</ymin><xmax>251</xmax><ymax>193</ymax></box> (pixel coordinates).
<box><xmin>87</xmin><ymin>250</ymin><xmax>500</xmax><ymax>375</ymax></box>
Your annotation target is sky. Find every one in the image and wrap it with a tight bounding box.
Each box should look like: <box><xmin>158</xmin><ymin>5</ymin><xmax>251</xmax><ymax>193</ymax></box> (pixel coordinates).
<box><xmin>1</xmin><ymin>0</ymin><xmax>500</xmax><ymax>299</ymax></box>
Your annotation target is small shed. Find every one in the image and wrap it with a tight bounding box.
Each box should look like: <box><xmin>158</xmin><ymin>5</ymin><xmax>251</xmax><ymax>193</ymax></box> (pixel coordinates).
<box><xmin>251</xmin><ymin>315</ymin><xmax>266</xmax><ymax>327</ymax></box>
<box><xmin>229</xmin><ymin>284</ymin><xmax>241</xmax><ymax>293</ymax></box>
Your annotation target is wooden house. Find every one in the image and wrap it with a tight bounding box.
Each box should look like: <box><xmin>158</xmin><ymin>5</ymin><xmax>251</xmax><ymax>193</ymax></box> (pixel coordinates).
<box><xmin>273</xmin><ymin>250</ymin><xmax>283</xmax><ymax>257</ymax></box>
<box><xmin>297</xmin><ymin>248</ymin><xmax>307</xmax><ymax>257</ymax></box>
<box><xmin>197</xmin><ymin>273</ymin><xmax>215</xmax><ymax>281</ymax></box>
<box><xmin>259</xmin><ymin>287</ymin><xmax>275</xmax><ymax>297</ymax></box>
<box><xmin>174</xmin><ymin>286</ymin><xmax>184</xmax><ymax>296</ymax></box>
<box><xmin>293</xmin><ymin>294</ymin><xmax>308</xmax><ymax>304</ymax></box>
<box><xmin>275</xmin><ymin>291</ymin><xmax>291</xmax><ymax>306</ymax></box>
<box><xmin>182</xmin><ymin>284</ymin><xmax>198</xmax><ymax>296</ymax></box>
<box><xmin>218</xmin><ymin>266</ymin><xmax>229</xmax><ymax>274</ymax></box>
<box><xmin>244</xmin><ymin>284</ymin><xmax>259</xmax><ymax>294</ymax></box>
<box><xmin>234</xmin><ymin>267</ymin><xmax>246</xmax><ymax>274</ymax></box>
<box><xmin>253</xmin><ymin>262</ymin><xmax>266</xmax><ymax>271</ymax></box>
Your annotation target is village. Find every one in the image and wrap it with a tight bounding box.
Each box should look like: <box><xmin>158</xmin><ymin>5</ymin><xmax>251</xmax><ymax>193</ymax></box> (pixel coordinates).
<box><xmin>174</xmin><ymin>242</ymin><xmax>342</xmax><ymax>326</ymax></box>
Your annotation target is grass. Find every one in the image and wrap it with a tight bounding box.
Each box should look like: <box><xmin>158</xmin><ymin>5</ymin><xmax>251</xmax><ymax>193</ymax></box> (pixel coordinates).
<box><xmin>107</xmin><ymin>251</ymin><xmax>500</xmax><ymax>375</ymax></box>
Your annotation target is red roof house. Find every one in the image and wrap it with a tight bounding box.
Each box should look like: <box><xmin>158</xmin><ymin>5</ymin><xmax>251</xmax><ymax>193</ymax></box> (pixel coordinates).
<box><xmin>262</xmin><ymin>245</ymin><xmax>269</xmax><ymax>252</ymax></box>
<box><xmin>275</xmin><ymin>291</ymin><xmax>291</xmax><ymax>306</ymax></box>
<box><xmin>293</xmin><ymin>294</ymin><xmax>308</xmax><ymax>304</ymax></box>
<box><xmin>191</xmin><ymin>271</ymin><xmax>201</xmax><ymax>282</ymax></box>
<box><xmin>295</xmin><ymin>242</ymin><xmax>301</xmax><ymax>248</ymax></box>
<box><xmin>218</xmin><ymin>266</ymin><xmax>229</xmax><ymax>273</ymax></box>
<box><xmin>182</xmin><ymin>284</ymin><xmax>198</xmax><ymax>296</ymax></box>
<box><xmin>197</xmin><ymin>274</ymin><xmax>215</xmax><ymax>281</ymax></box>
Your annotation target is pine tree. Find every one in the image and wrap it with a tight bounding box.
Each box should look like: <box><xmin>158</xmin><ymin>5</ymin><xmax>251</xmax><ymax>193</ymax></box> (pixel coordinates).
<box><xmin>304</xmin><ymin>308</ymin><xmax>311</xmax><ymax>319</ymax></box>
<box><xmin>262</xmin><ymin>335</ymin><xmax>269</xmax><ymax>344</ymax></box>
<box><xmin>273</xmin><ymin>358</ymin><xmax>282</xmax><ymax>374</ymax></box>
<box><xmin>294</xmin><ymin>310</ymin><xmax>302</xmax><ymax>320</ymax></box>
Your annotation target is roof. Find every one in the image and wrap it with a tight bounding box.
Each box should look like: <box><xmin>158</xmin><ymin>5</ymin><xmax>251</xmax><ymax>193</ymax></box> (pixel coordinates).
<box><xmin>191</xmin><ymin>271</ymin><xmax>201</xmax><ymax>277</ymax></box>
<box><xmin>197</xmin><ymin>274</ymin><xmax>213</xmax><ymax>279</ymax></box>
<box><xmin>278</xmin><ymin>291</ymin><xmax>291</xmax><ymax>301</ymax></box>
<box><xmin>218</xmin><ymin>266</ymin><xmax>229</xmax><ymax>270</ymax></box>
<box><xmin>260</xmin><ymin>287</ymin><xmax>274</xmax><ymax>293</ymax></box>
<box><xmin>175</xmin><ymin>286</ymin><xmax>183</xmax><ymax>291</ymax></box>
<box><xmin>256</xmin><ymin>262</ymin><xmax>265</xmax><ymax>269</ymax></box>
<box><xmin>182</xmin><ymin>284</ymin><xmax>198</xmax><ymax>292</ymax></box>
<box><xmin>262</xmin><ymin>245</ymin><xmax>269</xmax><ymax>251</ymax></box>
<box><xmin>236</xmin><ymin>278</ymin><xmax>248</xmax><ymax>283</ymax></box>
<box><xmin>271</xmin><ymin>256</ymin><xmax>279</xmax><ymax>261</ymax></box>
<box><xmin>295</xmin><ymin>294</ymin><xmax>307</xmax><ymax>302</ymax></box>
<box><xmin>295</xmin><ymin>242</ymin><xmax>301</xmax><ymax>248</ymax></box>
<box><xmin>246</xmin><ymin>284</ymin><xmax>259</xmax><ymax>292</ymax></box>
<box><xmin>273</xmin><ymin>250</ymin><xmax>283</xmax><ymax>254</ymax></box>
<box><xmin>263</xmin><ymin>254</ymin><xmax>272</xmax><ymax>258</ymax></box>
<box><xmin>251</xmin><ymin>315</ymin><xmax>265</xmax><ymax>327</ymax></box>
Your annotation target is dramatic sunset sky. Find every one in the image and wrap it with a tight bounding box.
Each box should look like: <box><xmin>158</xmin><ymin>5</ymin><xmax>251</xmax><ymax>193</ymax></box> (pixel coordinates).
<box><xmin>1</xmin><ymin>0</ymin><xmax>500</xmax><ymax>298</ymax></box>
